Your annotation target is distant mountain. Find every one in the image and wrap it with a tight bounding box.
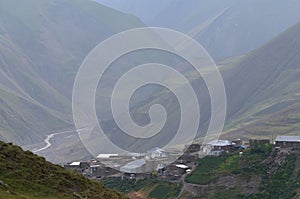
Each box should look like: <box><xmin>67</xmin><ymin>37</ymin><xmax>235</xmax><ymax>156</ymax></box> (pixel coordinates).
<box><xmin>0</xmin><ymin>141</ymin><xmax>127</xmax><ymax>199</ymax></box>
<box><xmin>0</xmin><ymin>0</ymin><xmax>143</xmax><ymax>146</ymax></box>
<box><xmin>221</xmin><ymin>21</ymin><xmax>300</xmax><ymax>140</ymax></box>
<box><xmin>194</xmin><ymin>0</ymin><xmax>300</xmax><ymax>60</ymax></box>
<box><xmin>96</xmin><ymin>0</ymin><xmax>300</xmax><ymax>141</ymax></box>
<box><xmin>108</xmin><ymin>21</ymin><xmax>300</xmax><ymax>146</ymax></box>
<box><xmin>1</xmin><ymin>0</ymin><xmax>300</xmax><ymax>163</ymax></box>
<box><xmin>93</xmin><ymin>0</ymin><xmax>174</xmax><ymax>25</ymax></box>
<box><xmin>96</xmin><ymin>0</ymin><xmax>300</xmax><ymax>60</ymax></box>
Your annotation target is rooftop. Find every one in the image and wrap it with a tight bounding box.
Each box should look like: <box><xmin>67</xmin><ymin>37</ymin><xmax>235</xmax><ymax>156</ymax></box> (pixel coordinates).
<box><xmin>175</xmin><ymin>164</ymin><xmax>189</xmax><ymax>169</ymax></box>
<box><xmin>90</xmin><ymin>165</ymin><xmax>102</xmax><ymax>168</ymax></box>
<box><xmin>207</xmin><ymin>140</ymin><xmax>232</xmax><ymax>146</ymax></box>
<box><xmin>275</xmin><ymin>135</ymin><xmax>300</xmax><ymax>142</ymax></box>
<box><xmin>97</xmin><ymin>154</ymin><xmax>119</xmax><ymax>159</ymax></box>
<box><xmin>70</xmin><ymin>162</ymin><xmax>81</xmax><ymax>166</ymax></box>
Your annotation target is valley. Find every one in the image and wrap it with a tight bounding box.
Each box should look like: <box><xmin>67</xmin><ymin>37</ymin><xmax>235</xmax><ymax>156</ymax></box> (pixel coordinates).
<box><xmin>0</xmin><ymin>0</ymin><xmax>300</xmax><ymax>198</ymax></box>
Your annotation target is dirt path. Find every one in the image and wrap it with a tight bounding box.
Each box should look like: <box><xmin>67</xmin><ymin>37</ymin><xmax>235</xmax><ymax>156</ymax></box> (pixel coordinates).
<box><xmin>32</xmin><ymin>130</ymin><xmax>74</xmax><ymax>153</ymax></box>
<box><xmin>128</xmin><ymin>192</ymin><xmax>148</xmax><ymax>199</ymax></box>
<box><xmin>32</xmin><ymin>128</ymin><xmax>86</xmax><ymax>153</ymax></box>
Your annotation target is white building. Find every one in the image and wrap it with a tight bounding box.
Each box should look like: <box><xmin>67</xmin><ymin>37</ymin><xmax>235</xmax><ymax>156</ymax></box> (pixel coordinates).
<box><xmin>275</xmin><ymin>135</ymin><xmax>300</xmax><ymax>147</ymax></box>
<box><xmin>202</xmin><ymin>140</ymin><xmax>233</xmax><ymax>154</ymax></box>
<box><xmin>145</xmin><ymin>147</ymin><xmax>169</xmax><ymax>159</ymax></box>
<box><xmin>70</xmin><ymin>162</ymin><xmax>81</xmax><ymax>166</ymax></box>
<box><xmin>96</xmin><ymin>154</ymin><xmax>119</xmax><ymax>159</ymax></box>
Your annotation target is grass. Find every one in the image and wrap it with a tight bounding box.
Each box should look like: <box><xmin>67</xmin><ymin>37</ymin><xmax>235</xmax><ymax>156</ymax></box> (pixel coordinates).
<box><xmin>101</xmin><ymin>178</ymin><xmax>182</xmax><ymax>199</ymax></box>
<box><xmin>186</xmin><ymin>144</ymin><xmax>272</xmax><ymax>185</ymax></box>
<box><xmin>101</xmin><ymin>177</ymin><xmax>136</xmax><ymax>193</ymax></box>
<box><xmin>185</xmin><ymin>154</ymin><xmax>241</xmax><ymax>185</ymax></box>
<box><xmin>184</xmin><ymin>144</ymin><xmax>300</xmax><ymax>198</ymax></box>
<box><xmin>247</xmin><ymin>154</ymin><xmax>299</xmax><ymax>199</ymax></box>
<box><xmin>149</xmin><ymin>184</ymin><xmax>176</xmax><ymax>199</ymax></box>
<box><xmin>0</xmin><ymin>141</ymin><xmax>128</xmax><ymax>199</ymax></box>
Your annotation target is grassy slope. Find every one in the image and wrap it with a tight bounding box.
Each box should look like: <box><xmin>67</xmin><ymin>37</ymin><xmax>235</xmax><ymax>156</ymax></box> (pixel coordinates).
<box><xmin>184</xmin><ymin>146</ymin><xmax>300</xmax><ymax>198</ymax></box>
<box><xmin>221</xmin><ymin>22</ymin><xmax>300</xmax><ymax>140</ymax></box>
<box><xmin>185</xmin><ymin>155</ymin><xmax>240</xmax><ymax>185</ymax></box>
<box><xmin>101</xmin><ymin>178</ymin><xmax>182</xmax><ymax>199</ymax></box>
<box><xmin>0</xmin><ymin>36</ymin><xmax>71</xmax><ymax>144</ymax></box>
<box><xmin>0</xmin><ymin>141</ymin><xmax>128</xmax><ymax>199</ymax></box>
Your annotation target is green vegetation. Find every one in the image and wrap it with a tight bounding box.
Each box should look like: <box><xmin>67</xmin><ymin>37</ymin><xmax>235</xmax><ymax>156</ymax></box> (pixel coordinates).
<box><xmin>246</xmin><ymin>154</ymin><xmax>299</xmax><ymax>199</ymax></box>
<box><xmin>185</xmin><ymin>149</ymin><xmax>268</xmax><ymax>185</ymax></box>
<box><xmin>149</xmin><ymin>183</ymin><xmax>180</xmax><ymax>199</ymax></box>
<box><xmin>185</xmin><ymin>154</ymin><xmax>241</xmax><ymax>184</ymax></box>
<box><xmin>0</xmin><ymin>141</ymin><xmax>127</xmax><ymax>199</ymax></box>
<box><xmin>101</xmin><ymin>178</ymin><xmax>136</xmax><ymax>193</ymax></box>
<box><xmin>184</xmin><ymin>145</ymin><xmax>300</xmax><ymax>199</ymax></box>
<box><xmin>101</xmin><ymin>178</ymin><xmax>182</xmax><ymax>199</ymax></box>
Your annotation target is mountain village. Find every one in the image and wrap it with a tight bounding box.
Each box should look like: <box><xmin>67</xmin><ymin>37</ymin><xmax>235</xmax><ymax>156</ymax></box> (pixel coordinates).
<box><xmin>63</xmin><ymin>135</ymin><xmax>300</xmax><ymax>183</ymax></box>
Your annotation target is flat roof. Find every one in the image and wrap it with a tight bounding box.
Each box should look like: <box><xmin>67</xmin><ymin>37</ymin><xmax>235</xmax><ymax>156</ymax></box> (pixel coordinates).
<box><xmin>175</xmin><ymin>164</ymin><xmax>189</xmax><ymax>169</ymax></box>
<box><xmin>275</xmin><ymin>136</ymin><xmax>300</xmax><ymax>142</ymax></box>
<box><xmin>70</xmin><ymin>162</ymin><xmax>81</xmax><ymax>166</ymax></box>
<box><xmin>97</xmin><ymin>154</ymin><xmax>119</xmax><ymax>159</ymax></box>
<box><xmin>207</xmin><ymin>140</ymin><xmax>232</xmax><ymax>146</ymax></box>
<box><xmin>90</xmin><ymin>165</ymin><xmax>102</xmax><ymax>168</ymax></box>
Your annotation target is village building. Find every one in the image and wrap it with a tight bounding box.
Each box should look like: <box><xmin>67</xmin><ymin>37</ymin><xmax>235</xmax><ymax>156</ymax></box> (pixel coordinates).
<box><xmin>232</xmin><ymin>138</ymin><xmax>243</xmax><ymax>146</ymax></box>
<box><xmin>175</xmin><ymin>164</ymin><xmax>190</xmax><ymax>174</ymax></box>
<box><xmin>275</xmin><ymin>136</ymin><xmax>300</xmax><ymax>148</ymax></box>
<box><xmin>89</xmin><ymin>165</ymin><xmax>119</xmax><ymax>177</ymax></box>
<box><xmin>145</xmin><ymin>147</ymin><xmax>169</xmax><ymax>159</ymax></box>
<box><xmin>159</xmin><ymin>163</ymin><xmax>190</xmax><ymax>180</ymax></box>
<box><xmin>145</xmin><ymin>160</ymin><xmax>166</xmax><ymax>172</ymax></box>
<box><xmin>64</xmin><ymin>161</ymin><xmax>90</xmax><ymax>170</ymax></box>
<box><xmin>96</xmin><ymin>154</ymin><xmax>119</xmax><ymax>159</ymax></box>
<box><xmin>205</xmin><ymin>140</ymin><xmax>233</xmax><ymax>151</ymax></box>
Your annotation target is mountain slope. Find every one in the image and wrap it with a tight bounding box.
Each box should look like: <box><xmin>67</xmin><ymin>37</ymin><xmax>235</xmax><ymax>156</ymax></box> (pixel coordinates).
<box><xmin>93</xmin><ymin>0</ymin><xmax>174</xmax><ymax>25</ymax></box>
<box><xmin>2</xmin><ymin>0</ymin><xmax>300</xmax><ymax>162</ymax></box>
<box><xmin>0</xmin><ymin>0</ymin><xmax>144</xmax><ymax>146</ymax></box>
<box><xmin>96</xmin><ymin>0</ymin><xmax>300</xmax><ymax>60</ymax></box>
<box><xmin>195</xmin><ymin>0</ymin><xmax>300</xmax><ymax>60</ymax></box>
<box><xmin>112</xmin><ymin>21</ymin><xmax>300</xmax><ymax>145</ymax></box>
<box><xmin>0</xmin><ymin>35</ymin><xmax>71</xmax><ymax>144</ymax></box>
<box><xmin>221</xmin><ymin>21</ymin><xmax>300</xmax><ymax>139</ymax></box>
<box><xmin>0</xmin><ymin>141</ymin><xmax>127</xmax><ymax>199</ymax></box>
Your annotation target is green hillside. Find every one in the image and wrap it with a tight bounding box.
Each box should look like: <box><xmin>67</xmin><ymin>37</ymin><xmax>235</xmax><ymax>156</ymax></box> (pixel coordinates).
<box><xmin>0</xmin><ymin>141</ymin><xmax>128</xmax><ymax>199</ymax></box>
<box><xmin>102</xmin><ymin>178</ymin><xmax>182</xmax><ymax>199</ymax></box>
<box><xmin>182</xmin><ymin>147</ymin><xmax>300</xmax><ymax>198</ymax></box>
